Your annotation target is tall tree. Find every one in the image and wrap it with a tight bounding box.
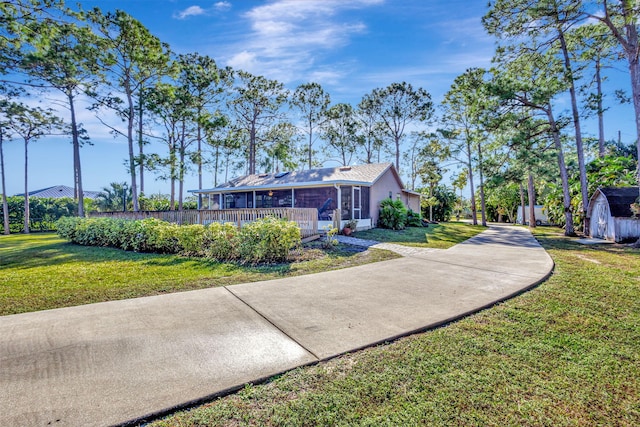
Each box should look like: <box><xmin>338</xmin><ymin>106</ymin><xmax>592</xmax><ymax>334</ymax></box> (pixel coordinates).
<box><xmin>262</xmin><ymin>121</ymin><xmax>298</xmax><ymax>172</ymax></box>
<box><xmin>368</xmin><ymin>82</ymin><xmax>433</xmax><ymax>173</ymax></box>
<box><xmin>5</xmin><ymin>102</ymin><xmax>61</xmax><ymax>233</ymax></box>
<box><xmin>356</xmin><ymin>93</ymin><xmax>384</xmax><ymax>164</ymax></box>
<box><xmin>485</xmin><ymin>0</ymin><xmax>590</xmax><ymax>232</ymax></box>
<box><xmin>176</xmin><ymin>54</ymin><xmax>230</xmax><ymax>202</ymax></box>
<box><xmin>323</xmin><ymin>103</ymin><xmax>359</xmax><ymax>166</ymax></box>
<box><xmin>0</xmin><ymin>98</ymin><xmax>11</xmax><ymax>235</ymax></box>
<box><xmin>585</xmin><ymin>1</ymin><xmax>640</xmax><ymax>246</ymax></box>
<box><xmin>291</xmin><ymin>82</ymin><xmax>330</xmax><ymax>169</ymax></box>
<box><xmin>86</xmin><ymin>8</ymin><xmax>171</xmax><ymax>211</ymax></box>
<box><xmin>21</xmin><ymin>18</ymin><xmax>103</xmax><ymax>217</ymax></box>
<box><xmin>442</xmin><ymin>68</ymin><xmax>491</xmax><ymax>226</ymax></box>
<box><xmin>570</xmin><ymin>22</ymin><xmax>619</xmax><ymax>158</ymax></box>
<box><xmin>227</xmin><ymin>71</ymin><xmax>288</xmax><ymax>175</ymax></box>
<box><xmin>489</xmin><ymin>50</ymin><xmax>577</xmax><ymax>235</ymax></box>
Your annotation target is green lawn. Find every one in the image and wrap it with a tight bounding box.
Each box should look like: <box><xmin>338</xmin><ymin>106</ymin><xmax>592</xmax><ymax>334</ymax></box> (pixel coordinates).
<box><xmin>354</xmin><ymin>221</ymin><xmax>486</xmax><ymax>249</ymax></box>
<box><xmin>0</xmin><ymin>233</ymin><xmax>399</xmax><ymax>315</ymax></box>
<box><xmin>151</xmin><ymin>227</ymin><xmax>640</xmax><ymax>427</ymax></box>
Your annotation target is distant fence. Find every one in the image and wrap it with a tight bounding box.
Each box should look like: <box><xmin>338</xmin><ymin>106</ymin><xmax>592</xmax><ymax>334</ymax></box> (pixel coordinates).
<box><xmin>90</xmin><ymin>208</ymin><xmax>319</xmax><ymax>238</ymax></box>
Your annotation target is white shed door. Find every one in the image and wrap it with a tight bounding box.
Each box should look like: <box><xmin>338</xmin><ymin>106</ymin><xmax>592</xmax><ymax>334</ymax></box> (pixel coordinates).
<box><xmin>590</xmin><ymin>200</ymin><xmax>609</xmax><ymax>239</ymax></box>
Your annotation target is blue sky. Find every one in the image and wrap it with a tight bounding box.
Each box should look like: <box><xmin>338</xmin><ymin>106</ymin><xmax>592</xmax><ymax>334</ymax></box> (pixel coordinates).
<box><xmin>3</xmin><ymin>0</ymin><xmax>636</xmax><ymax>197</ymax></box>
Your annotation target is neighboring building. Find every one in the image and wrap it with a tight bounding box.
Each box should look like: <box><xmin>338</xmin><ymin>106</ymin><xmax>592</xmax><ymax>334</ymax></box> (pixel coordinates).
<box><xmin>516</xmin><ymin>205</ymin><xmax>549</xmax><ymax>226</ymax></box>
<box><xmin>16</xmin><ymin>185</ymin><xmax>101</xmax><ymax>200</ymax></box>
<box><xmin>190</xmin><ymin>163</ymin><xmax>421</xmax><ymax>230</ymax></box>
<box><xmin>588</xmin><ymin>186</ymin><xmax>640</xmax><ymax>242</ymax></box>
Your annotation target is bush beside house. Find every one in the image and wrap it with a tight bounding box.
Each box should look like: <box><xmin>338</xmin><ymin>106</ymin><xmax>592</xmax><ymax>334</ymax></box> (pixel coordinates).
<box><xmin>56</xmin><ymin>216</ymin><xmax>301</xmax><ymax>264</ymax></box>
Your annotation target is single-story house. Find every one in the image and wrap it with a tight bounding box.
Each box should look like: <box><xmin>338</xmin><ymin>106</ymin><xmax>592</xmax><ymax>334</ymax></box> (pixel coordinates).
<box><xmin>16</xmin><ymin>185</ymin><xmax>101</xmax><ymax>199</ymax></box>
<box><xmin>190</xmin><ymin>163</ymin><xmax>421</xmax><ymax>230</ymax></box>
<box><xmin>587</xmin><ymin>186</ymin><xmax>640</xmax><ymax>242</ymax></box>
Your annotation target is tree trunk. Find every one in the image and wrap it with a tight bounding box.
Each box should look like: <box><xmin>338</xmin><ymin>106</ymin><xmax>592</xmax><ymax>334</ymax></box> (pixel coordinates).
<box><xmin>197</xmin><ymin>121</ymin><xmax>203</xmax><ymax>208</ymax></box>
<box><xmin>23</xmin><ymin>138</ymin><xmax>30</xmax><ymax>234</ymax></box>
<box><xmin>126</xmin><ymin>89</ymin><xmax>139</xmax><ymax>211</ymax></box>
<box><xmin>546</xmin><ymin>104</ymin><xmax>575</xmax><ymax>236</ymax></box>
<box><xmin>249</xmin><ymin>120</ymin><xmax>257</xmax><ymax>175</ymax></box>
<box><xmin>527</xmin><ymin>172</ymin><xmax>536</xmax><ymax>229</ymax></box>
<box><xmin>1</xmin><ymin>131</ymin><xmax>9</xmax><ymax>235</ymax></box>
<box><xmin>69</xmin><ymin>93</ymin><xmax>84</xmax><ymax>218</ymax></box>
<box><xmin>308</xmin><ymin>123</ymin><xmax>313</xmax><ymax>169</ymax></box>
<box><xmin>138</xmin><ymin>98</ymin><xmax>144</xmax><ymax>195</ymax></box>
<box><xmin>214</xmin><ymin>144</ymin><xmax>220</xmax><ymax>187</ymax></box>
<box><xmin>466</xmin><ymin>138</ymin><xmax>477</xmax><ymax>225</ymax></box>
<box><xmin>559</xmin><ymin>29</ymin><xmax>589</xmax><ymax>234</ymax></box>
<box><xmin>477</xmin><ymin>141</ymin><xmax>487</xmax><ymax>227</ymax></box>
<box><xmin>395</xmin><ymin>135</ymin><xmax>401</xmax><ymax>174</ymax></box>
<box><xmin>519</xmin><ymin>182</ymin><xmax>526</xmax><ymax>225</ymax></box>
<box><xmin>179</xmin><ymin>147</ymin><xmax>185</xmax><ymax>211</ymax></box>
<box><xmin>596</xmin><ymin>58</ymin><xmax>606</xmax><ymax>157</ymax></box>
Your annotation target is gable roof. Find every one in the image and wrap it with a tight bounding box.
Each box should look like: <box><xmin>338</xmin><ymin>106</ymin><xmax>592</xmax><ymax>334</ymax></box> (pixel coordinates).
<box><xmin>192</xmin><ymin>163</ymin><xmax>405</xmax><ymax>193</ymax></box>
<box><xmin>590</xmin><ymin>186</ymin><xmax>640</xmax><ymax>218</ymax></box>
<box><xmin>16</xmin><ymin>185</ymin><xmax>101</xmax><ymax>200</ymax></box>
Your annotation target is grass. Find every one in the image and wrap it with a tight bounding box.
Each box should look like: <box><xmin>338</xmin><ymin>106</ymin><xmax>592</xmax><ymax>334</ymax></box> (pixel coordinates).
<box><xmin>354</xmin><ymin>221</ymin><xmax>486</xmax><ymax>249</ymax></box>
<box><xmin>0</xmin><ymin>233</ymin><xmax>399</xmax><ymax>316</ymax></box>
<box><xmin>150</xmin><ymin>227</ymin><xmax>640</xmax><ymax>427</ymax></box>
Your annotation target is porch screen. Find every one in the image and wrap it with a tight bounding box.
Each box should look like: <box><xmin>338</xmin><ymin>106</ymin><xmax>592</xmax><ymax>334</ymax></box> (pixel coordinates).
<box><xmin>255</xmin><ymin>190</ymin><xmax>292</xmax><ymax>208</ymax></box>
<box><xmin>341</xmin><ymin>186</ymin><xmax>352</xmax><ymax>220</ymax></box>
<box><xmin>361</xmin><ymin>186</ymin><xmax>370</xmax><ymax>219</ymax></box>
<box><xmin>223</xmin><ymin>192</ymin><xmax>250</xmax><ymax>209</ymax></box>
<box><xmin>294</xmin><ymin>187</ymin><xmax>337</xmax><ymax>220</ymax></box>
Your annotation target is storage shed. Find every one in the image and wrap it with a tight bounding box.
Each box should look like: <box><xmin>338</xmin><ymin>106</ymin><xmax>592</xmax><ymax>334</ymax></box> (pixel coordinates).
<box><xmin>587</xmin><ymin>186</ymin><xmax>640</xmax><ymax>242</ymax></box>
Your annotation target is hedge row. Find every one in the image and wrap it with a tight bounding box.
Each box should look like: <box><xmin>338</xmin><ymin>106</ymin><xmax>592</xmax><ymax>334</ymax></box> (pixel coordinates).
<box><xmin>56</xmin><ymin>216</ymin><xmax>301</xmax><ymax>264</ymax></box>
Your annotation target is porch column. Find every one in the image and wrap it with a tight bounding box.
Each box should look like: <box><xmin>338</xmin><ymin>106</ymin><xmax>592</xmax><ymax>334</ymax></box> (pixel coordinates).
<box><xmin>291</xmin><ymin>189</ymin><xmax>295</xmax><ymax>207</ymax></box>
<box><xmin>219</xmin><ymin>193</ymin><xmax>222</xmax><ymax>210</ymax></box>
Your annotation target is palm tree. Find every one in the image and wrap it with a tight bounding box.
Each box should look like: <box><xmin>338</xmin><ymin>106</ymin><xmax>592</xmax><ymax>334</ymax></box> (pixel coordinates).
<box><xmin>96</xmin><ymin>182</ymin><xmax>130</xmax><ymax>212</ymax></box>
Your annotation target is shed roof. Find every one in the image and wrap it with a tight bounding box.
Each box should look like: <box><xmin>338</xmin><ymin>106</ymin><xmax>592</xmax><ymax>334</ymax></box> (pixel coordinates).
<box><xmin>591</xmin><ymin>186</ymin><xmax>640</xmax><ymax>218</ymax></box>
<box><xmin>192</xmin><ymin>163</ymin><xmax>418</xmax><ymax>194</ymax></box>
<box><xmin>16</xmin><ymin>185</ymin><xmax>101</xmax><ymax>199</ymax></box>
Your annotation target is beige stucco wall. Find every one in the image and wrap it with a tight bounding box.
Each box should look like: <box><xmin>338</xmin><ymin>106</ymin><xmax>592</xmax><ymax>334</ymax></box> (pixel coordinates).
<box><xmin>404</xmin><ymin>192</ymin><xmax>421</xmax><ymax>213</ymax></box>
<box><xmin>370</xmin><ymin>169</ymin><xmax>405</xmax><ymax>226</ymax></box>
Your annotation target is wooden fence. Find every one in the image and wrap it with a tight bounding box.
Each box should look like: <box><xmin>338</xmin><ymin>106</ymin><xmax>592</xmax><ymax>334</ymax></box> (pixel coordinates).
<box><xmin>90</xmin><ymin>208</ymin><xmax>319</xmax><ymax>238</ymax></box>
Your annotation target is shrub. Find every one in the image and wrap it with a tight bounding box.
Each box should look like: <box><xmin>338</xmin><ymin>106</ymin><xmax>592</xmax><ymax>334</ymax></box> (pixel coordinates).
<box><xmin>406</xmin><ymin>209</ymin><xmax>423</xmax><ymax>227</ymax></box>
<box><xmin>236</xmin><ymin>216</ymin><xmax>301</xmax><ymax>264</ymax></box>
<box><xmin>378</xmin><ymin>198</ymin><xmax>407</xmax><ymax>230</ymax></box>
<box><xmin>56</xmin><ymin>216</ymin><xmax>82</xmax><ymax>241</ymax></box>
<box><xmin>204</xmin><ymin>222</ymin><xmax>238</xmax><ymax>261</ymax></box>
<box><xmin>176</xmin><ymin>224</ymin><xmax>207</xmax><ymax>256</ymax></box>
<box><xmin>56</xmin><ymin>216</ymin><xmax>302</xmax><ymax>264</ymax></box>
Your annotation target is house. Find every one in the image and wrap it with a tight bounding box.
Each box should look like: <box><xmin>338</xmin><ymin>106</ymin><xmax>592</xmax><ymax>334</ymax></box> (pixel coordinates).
<box><xmin>190</xmin><ymin>163</ymin><xmax>421</xmax><ymax>230</ymax></box>
<box><xmin>587</xmin><ymin>186</ymin><xmax>640</xmax><ymax>242</ymax></box>
<box><xmin>16</xmin><ymin>185</ymin><xmax>101</xmax><ymax>200</ymax></box>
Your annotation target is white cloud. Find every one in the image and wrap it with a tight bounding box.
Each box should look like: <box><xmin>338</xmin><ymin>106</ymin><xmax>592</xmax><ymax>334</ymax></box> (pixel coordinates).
<box><xmin>221</xmin><ymin>0</ymin><xmax>382</xmax><ymax>83</ymax></box>
<box><xmin>174</xmin><ymin>2</ymin><xmax>232</xmax><ymax>20</ymax></box>
<box><xmin>227</xmin><ymin>50</ymin><xmax>258</xmax><ymax>71</ymax></box>
<box><xmin>214</xmin><ymin>1</ymin><xmax>232</xmax><ymax>12</ymax></box>
<box><xmin>174</xmin><ymin>5</ymin><xmax>206</xmax><ymax>20</ymax></box>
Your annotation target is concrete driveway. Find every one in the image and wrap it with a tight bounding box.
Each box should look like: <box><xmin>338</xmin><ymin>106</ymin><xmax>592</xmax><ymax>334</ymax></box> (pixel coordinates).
<box><xmin>0</xmin><ymin>225</ymin><xmax>553</xmax><ymax>426</ymax></box>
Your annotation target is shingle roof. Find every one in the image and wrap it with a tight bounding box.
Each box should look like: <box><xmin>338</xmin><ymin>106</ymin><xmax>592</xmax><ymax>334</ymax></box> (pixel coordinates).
<box><xmin>195</xmin><ymin>163</ymin><xmax>398</xmax><ymax>193</ymax></box>
<box><xmin>16</xmin><ymin>185</ymin><xmax>101</xmax><ymax>199</ymax></box>
<box><xmin>593</xmin><ymin>186</ymin><xmax>640</xmax><ymax>218</ymax></box>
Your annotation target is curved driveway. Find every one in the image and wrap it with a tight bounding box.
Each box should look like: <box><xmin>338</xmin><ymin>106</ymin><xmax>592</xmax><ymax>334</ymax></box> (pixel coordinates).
<box><xmin>0</xmin><ymin>225</ymin><xmax>553</xmax><ymax>426</ymax></box>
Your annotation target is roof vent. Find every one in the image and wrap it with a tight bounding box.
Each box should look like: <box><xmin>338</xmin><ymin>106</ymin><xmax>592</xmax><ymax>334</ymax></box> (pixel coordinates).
<box><xmin>339</xmin><ymin>166</ymin><xmax>352</xmax><ymax>171</ymax></box>
<box><xmin>275</xmin><ymin>171</ymin><xmax>289</xmax><ymax>178</ymax></box>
